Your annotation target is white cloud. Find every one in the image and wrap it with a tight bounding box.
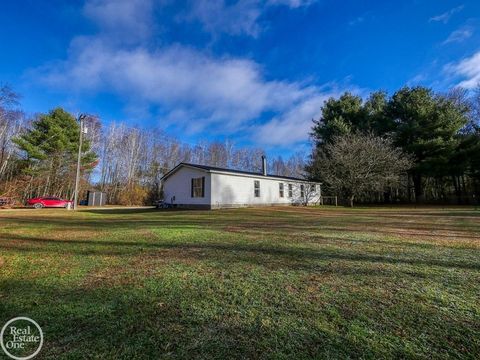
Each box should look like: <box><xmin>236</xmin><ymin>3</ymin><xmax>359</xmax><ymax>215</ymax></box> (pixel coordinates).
<box><xmin>254</xmin><ymin>84</ymin><xmax>360</xmax><ymax>146</ymax></box>
<box><xmin>83</xmin><ymin>0</ymin><xmax>154</xmax><ymax>42</ymax></box>
<box><xmin>83</xmin><ymin>0</ymin><xmax>317</xmax><ymax>40</ymax></box>
<box><xmin>183</xmin><ymin>0</ymin><xmax>317</xmax><ymax>37</ymax></box>
<box><xmin>30</xmin><ymin>0</ymin><xmax>339</xmax><ymax>146</ymax></box>
<box><xmin>349</xmin><ymin>16</ymin><xmax>365</xmax><ymax>27</ymax></box>
<box><xmin>347</xmin><ymin>11</ymin><xmax>374</xmax><ymax>27</ymax></box>
<box><xmin>430</xmin><ymin>5</ymin><xmax>464</xmax><ymax>24</ymax></box>
<box><xmin>254</xmin><ymin>94</ymin><xmax>327</xmax><ymax>146</ymax></box>
<box><xmin>442</xmin><ymin>25</ymin><xmax>473</xmax><ymax>44</ymax></box>
<box><xmin>182</xmin><ymin>0</ymin><xmax>263</xmax><ymax>37</ymax></box>
<box><xmin>445</xmin><ymin>51</ymin><xmax>480</xmax><ymax>89</ymax></box>
<box><xmin>406</xmin><ymin>73</ymin><xmax>427</xmax><ymax>86</ymax></box>
<box><xmin>35</xmin><ymin>37</ymin><xmax>337</xmax><ymax>143</ymax></box>
<box><xmin>266</xmin><ymin>0</ymin><xmax>316</xmax><ymax>8</ymax></box>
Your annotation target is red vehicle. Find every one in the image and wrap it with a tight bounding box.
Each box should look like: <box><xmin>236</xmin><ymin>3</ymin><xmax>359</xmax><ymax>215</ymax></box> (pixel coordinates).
<box><xmin>27</xmin><ymin>197</ymin><xmax>73</xmax><ymax>209</ymax></box>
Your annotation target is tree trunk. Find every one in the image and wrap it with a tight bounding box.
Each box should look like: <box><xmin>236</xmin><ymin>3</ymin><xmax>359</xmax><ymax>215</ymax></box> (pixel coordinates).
<box><xmin>452</xmin><ymin>175</ymin><xmax>461</xmax><ymax>204</ymax></box>
<box><xmin>384</xmin><ymin>189</ymin><xmax>391</xmax><ymax>204</ymax></box>
<box><xmin>349</xmin><ymin>195</ymin><xmax>354</xmax><ymax>207</ymax></box>
<box><xmin>413</xmin><ymin>173</ymin><xmax>423</xmax><ymax>203</ymax></box>
<box><xmin>461</xmin><ymin>175</ymin><xmax>467</xmax><ymax>204</ymax></box>
<box><xmin>475</xmin><ymin>180</ymin><xmax>480</xmax><ymax>208</ymax></box>
<box><xmin>407</xmin><ymin>174</ymin><xmax>412</xmax><ymax>203</ymax></box>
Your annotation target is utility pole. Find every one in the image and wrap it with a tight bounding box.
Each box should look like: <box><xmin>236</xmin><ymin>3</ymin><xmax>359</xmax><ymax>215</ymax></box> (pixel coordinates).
<box><xmin>73</xmin><ymin>114</ymin><xmax>86</xmax><ymax>210</ymax></box>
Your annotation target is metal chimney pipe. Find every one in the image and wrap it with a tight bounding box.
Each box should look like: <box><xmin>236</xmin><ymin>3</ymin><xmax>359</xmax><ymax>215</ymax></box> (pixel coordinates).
<box><xmin>262</xmin><ymin>155</ymin><xmax>267</xmax><ymax>176</ymax></box>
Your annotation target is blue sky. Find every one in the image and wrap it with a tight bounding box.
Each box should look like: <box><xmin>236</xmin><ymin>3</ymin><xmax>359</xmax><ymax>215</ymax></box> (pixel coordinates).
<box><xmin>1</xmin><ymin>0</ymin><xmax>479</xmax><ymax>155</ymax></box>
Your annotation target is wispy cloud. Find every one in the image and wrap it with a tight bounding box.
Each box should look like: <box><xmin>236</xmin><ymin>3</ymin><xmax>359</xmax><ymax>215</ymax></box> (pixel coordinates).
<box><xmin>181</xmin><ymin>0</ymin><xmax>263</xmax><ymax>37</ymax></box>
<box><xmin>444</xmin><ymin>51</ymin><xmax>480</xmax><ymax>89</ymax></box>
<box><xmin>83</xmin><ymin>0</ymin><xmax>155</xmax><ymax>42</ymax></box>
<box><xmin>29</xmin><ymin>0</ymin><xmax>338</xmax><ymax>146</ymax></box>
<box><xmin>406</xmin><ymin>73</ymin><xmax>427</xmax><ymax>86</ymax></box>
<box><xmin>349</xmin><ymin>16</ymin><xmax>365</xmax><ymax>27</ymax></box>
<box><xmin>33</xmin><ymin>38</ymin><xmax>346</xmax><ymax>145</ymax></box>
<box><xmin>254</xmin><ymin>83</ymin><xmax>363</xmax><ymax>146</ymax></box>
<box><xmin>266</xmin><ymin>0</ymin><xmax>315</xmax><ymax>8</ymax></box>
<box><xmin>430</xmin><ymin>5</ymin><xmax>464</xmax><ymax>24</ymax></box>
<box><xmin>348</xmin><ymin>11</ymin><xmax>374</xmax><ymax>27</ymax></box>
<box><xmin>182</xmin><ymin>0</ymin><xmax>317</xmax><ymax>38</ymax></box>
<box><xmin>442</xmin><ymin>25</ymin><xmax>473</xmax><ymax>44</ymax></box>
<box><xmin>255</xmin><ymin>93</ymin><xmax>334</xmax><ymax>146</ymax></box>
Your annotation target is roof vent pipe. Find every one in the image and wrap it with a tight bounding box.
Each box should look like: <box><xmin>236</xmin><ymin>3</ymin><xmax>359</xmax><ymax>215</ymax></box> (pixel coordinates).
<box><xmin>262</xmin><ymin>155</ymin><xmax>267</xmax><ymax>176</ymax></box>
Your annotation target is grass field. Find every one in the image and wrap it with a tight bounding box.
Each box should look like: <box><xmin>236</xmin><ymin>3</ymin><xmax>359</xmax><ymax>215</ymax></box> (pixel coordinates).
<box><xmin>0</xmin><ymin>206</ymin><xmax>479</xmax><ymax>359</ymax></box>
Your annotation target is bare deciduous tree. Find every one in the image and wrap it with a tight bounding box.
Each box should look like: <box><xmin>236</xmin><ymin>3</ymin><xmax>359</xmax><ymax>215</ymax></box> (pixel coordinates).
<box><xmin>311</xmin><ymin>133</ymin><xmax>411</xmax><ymax>207</ymax></box>
<box><xmin>0</xmin><ymin>85</ymin><xmax>24</xmax><ymax>183</ymax></box>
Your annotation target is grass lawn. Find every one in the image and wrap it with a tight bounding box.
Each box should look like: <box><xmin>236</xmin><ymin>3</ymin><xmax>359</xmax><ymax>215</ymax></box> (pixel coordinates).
<box><xmin>0</xmin><ymin>206</ymin><xmax>479</xmax><ymax>359</ymax></box>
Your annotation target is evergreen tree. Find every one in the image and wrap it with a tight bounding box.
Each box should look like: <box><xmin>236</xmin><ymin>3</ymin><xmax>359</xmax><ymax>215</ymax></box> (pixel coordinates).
<box><xmin>387</xmin><ymin>87</ymin><xmax>469</xmax><ymax>202</ymax></box>
<box><xmin>310</xmin><ymin>93</ymin><xmax>365</xmax><ymax>147</ymax></box>
<box><xmin>13</xmin><ymin>108</ymin><xmax>97</xmax><ymax>197</ymax></box>
<box><xmin>309</xmin><ymin>86</ymin><xmax>471</xmax><ymax>204</ymax></box>
<box><xmin>466</xmin><ymin>129</ymin><xmax>480</xmax><ymax>201</ymax></box>
<box><xmin>363</xmin><ymin>91</ymin><xmax>392</xmax><ymax>135</ymax></box>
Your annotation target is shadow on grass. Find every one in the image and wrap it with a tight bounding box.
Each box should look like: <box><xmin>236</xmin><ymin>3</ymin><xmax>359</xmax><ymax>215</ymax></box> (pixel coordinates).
<box><xmin>1</xmin><ymin>207</ymin><xmax>479</xmax><ymax>358</ymax></box>
<box><xmin>1</xmin><ymin>232</ymin><xmax>479</xmax><ymax>272</ymax></box>
<box><xmin>2</xmin><ymin>213</ymin><xmax>479</xmax><ymax>244</ymax></box>
<box><xmin>80</xmin><ymin>208</ymin><xmax>192</xmax><ymax>215</ymax></box>
<box><xmin>0</xmin><ymin>273</ymin><xmax>476</xmax><ymax>360</ymax></box>
<box><xmin>0</xmin><ymin>278</ymin><xmax>365</xmax><ymax>359</ymax></box>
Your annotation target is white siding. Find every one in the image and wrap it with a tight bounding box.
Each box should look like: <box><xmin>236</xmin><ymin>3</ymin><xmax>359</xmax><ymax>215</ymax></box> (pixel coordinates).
<box><xmin>163</xmin><ymin>166</ymin><xmax>211</xmax><ymax>207</ymax></box>
<box><xmin>210</xmin><ymin>172</ymin><xmax>320</xmax><ymax>208</ymax></box>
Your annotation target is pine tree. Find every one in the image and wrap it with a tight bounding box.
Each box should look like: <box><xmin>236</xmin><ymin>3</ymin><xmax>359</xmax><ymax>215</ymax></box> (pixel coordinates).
<box><xmin>387</xmin><ymin>87</ymin><xmax>469</xmax><ymax>202</ymax></box>
<box><xmin>13</xmin><ymin>108</ymin><xmax>97</xmax><ymax>197</ymax></box>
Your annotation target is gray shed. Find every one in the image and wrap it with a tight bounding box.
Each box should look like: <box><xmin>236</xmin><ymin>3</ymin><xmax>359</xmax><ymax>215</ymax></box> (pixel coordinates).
<box><xmin>87</xmin><ymin>191</ymin><xmax>107</xmax><ymax>206</ymax></box>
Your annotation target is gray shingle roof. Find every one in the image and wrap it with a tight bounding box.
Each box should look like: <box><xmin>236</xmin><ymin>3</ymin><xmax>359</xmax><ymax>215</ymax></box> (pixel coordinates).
<box><xmin>162</xmin><ymin>162</ymin><xmax>311</xmax><ymax>182</ymax></box>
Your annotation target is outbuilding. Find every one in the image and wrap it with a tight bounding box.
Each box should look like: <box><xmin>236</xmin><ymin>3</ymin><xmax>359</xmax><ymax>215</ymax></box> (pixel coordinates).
<box><xmin>161</xmin><ymin>157</ymin><xmax>321</xmax><ymax>209</ymax></box>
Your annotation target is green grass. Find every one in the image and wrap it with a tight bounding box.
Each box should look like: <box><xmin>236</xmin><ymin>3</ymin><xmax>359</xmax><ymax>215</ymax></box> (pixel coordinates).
<box><xmin>0</xmin><ymin>206</ymin><xmax>479</xmax><ymax>359</ymax></box>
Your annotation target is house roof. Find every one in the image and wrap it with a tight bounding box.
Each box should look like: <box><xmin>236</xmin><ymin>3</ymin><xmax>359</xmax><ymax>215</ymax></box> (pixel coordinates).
<box><xmin>161</xmin><ymin>162</ymin><xmax>315</xmax><ymax>182</ymax></box>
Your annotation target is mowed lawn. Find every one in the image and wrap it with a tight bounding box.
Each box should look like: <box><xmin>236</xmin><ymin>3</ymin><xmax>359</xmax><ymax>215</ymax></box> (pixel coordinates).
<box><xmin>0</xmin><ymin>206</ymin><xmax>479</xmax><ymax>359</ymax></box>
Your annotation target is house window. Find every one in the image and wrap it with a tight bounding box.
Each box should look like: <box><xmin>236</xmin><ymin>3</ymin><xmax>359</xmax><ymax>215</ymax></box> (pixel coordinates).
<box><xmin>288</xmin><ymin>184</ymin><xmax>293</xmax><ymax>198</ymax></box>
<box><xmin>300</xmin><ymin>184</ymin><xmax>305</xmax><ymax>198</ymax></box>
<box><xmin>191</xmin><ymin>177</ymin><xmax>205</xmax><ymax>198</ymax></box>
<box><xmin>279</xmin><ymin>183</ymin><xmax>284</xmax><ymax>198</ymax></box>
<box><xmin>310</xmin><ymin>184</ymin><xmax>316</xmax><ymax>193</ymax></box>
<box><xmin>254</xmin><ymin>180</ymin><xmax>260</xmax><ymax>197</ymax></box>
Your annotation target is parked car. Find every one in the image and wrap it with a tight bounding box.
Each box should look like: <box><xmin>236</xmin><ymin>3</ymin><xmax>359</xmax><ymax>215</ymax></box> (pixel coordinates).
<box><xmin>154</xmin><ymin>200</ymin><xmax>172</xmax><ymax>209</ymax></box>
<box><xmin>27</xmin><ymin>197</ymin><xmax>73</xmax><ymax>209</ymax></box>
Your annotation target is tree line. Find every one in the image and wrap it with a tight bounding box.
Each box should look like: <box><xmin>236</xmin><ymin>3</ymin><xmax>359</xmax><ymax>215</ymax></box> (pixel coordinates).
<box><xmin>0</xmin><ymin>85</ymin><xmax>306</xmax><ymax>205</ymax></box>
<box><xmin>2</xmin><ymin>84</ymin><xmax>479</xmax><ymax>206</ymax></box>
<box><xmin>307</xmin><ymin>86</ymin><xmax>480</xmax><ymax>205</ymax></box>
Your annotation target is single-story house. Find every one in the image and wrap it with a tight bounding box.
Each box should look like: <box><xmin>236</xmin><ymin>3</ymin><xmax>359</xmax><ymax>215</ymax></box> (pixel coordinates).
<box><xmin>161</xmin><ymin>157</ymin><xmax>322</xmax><ymax>209</ymax></box>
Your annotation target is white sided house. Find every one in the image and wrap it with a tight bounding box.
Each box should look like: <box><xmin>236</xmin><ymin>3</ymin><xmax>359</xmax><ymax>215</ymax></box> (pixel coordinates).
<box><xmin>161</xmin><ymin>157</ymin><xmax>322</xmax><ymax>209</ymax></box>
